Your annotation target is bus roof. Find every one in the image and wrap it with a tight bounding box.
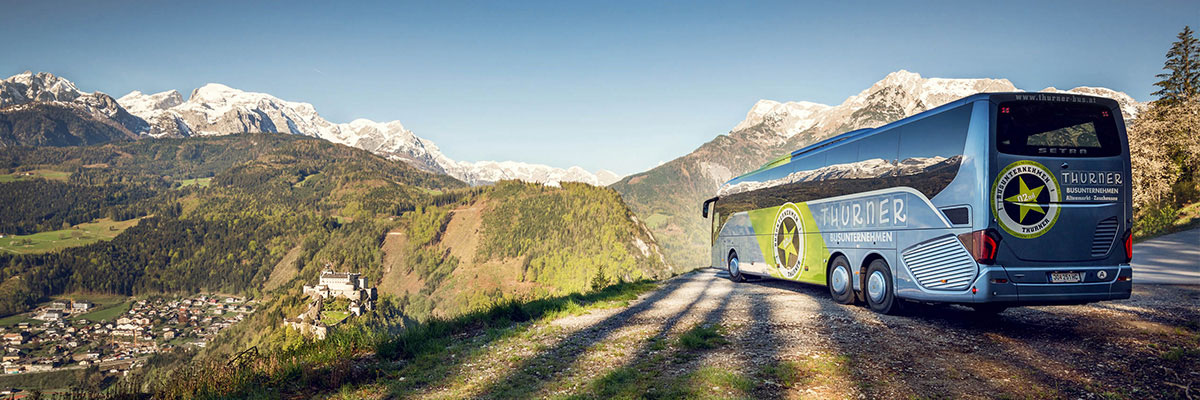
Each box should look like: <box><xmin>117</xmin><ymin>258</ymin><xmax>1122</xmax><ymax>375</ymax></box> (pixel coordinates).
<box><xmin>725</xmin><ymin>92</ymin><xmax>997</xmax><ymax>185</ymax></box>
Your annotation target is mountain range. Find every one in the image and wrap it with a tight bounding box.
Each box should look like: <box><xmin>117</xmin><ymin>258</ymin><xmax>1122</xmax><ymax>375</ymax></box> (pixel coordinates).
<box><xmin>610</xmin><ymin>70</ymin><xmax>1145</xmax><ymax>269</ymax></box>
<box><xmin>0</xmin><ymin>72</ymin><xmax>620</xmax><ymax>186</ymax></box>
<box><xmin>2</xmin><ymin>69</ymin><xmax>1145</xmax><ymax>268</ymax></box>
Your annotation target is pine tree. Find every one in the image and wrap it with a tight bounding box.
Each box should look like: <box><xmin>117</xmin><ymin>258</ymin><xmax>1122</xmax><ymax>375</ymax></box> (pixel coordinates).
<box><xmin>1153</xmin><ymin>26</ymin><xmax>1200</xmax><ymax>105</ymax></box>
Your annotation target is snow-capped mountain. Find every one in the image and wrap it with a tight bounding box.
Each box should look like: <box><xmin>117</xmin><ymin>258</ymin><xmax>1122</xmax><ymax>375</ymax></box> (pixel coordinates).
<box><xmin>115</xmin><ymin>83</ymin><xmax>618</xmax><ymax>186</ymax></box>
<box><xmin>731</xmin><ymin>100</ymin><xmax>831</xmax><ymax>139</ymax></box>
<box><xmin>730</xmin><ymin>70</ymin><xmax>1144</xmax><ymax>146</ymax></box>
<box><xmin>1</xmin><ymin>71</ymin><xmax>148</xmax><ymax>136</ymax></box>
<box><xmin>445</xmin><ymin>161</ymin><xmax>622</xmax><ymax>187</ymax></box>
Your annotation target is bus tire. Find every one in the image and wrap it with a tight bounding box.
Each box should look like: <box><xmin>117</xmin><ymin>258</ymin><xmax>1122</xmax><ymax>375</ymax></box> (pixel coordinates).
<box><xmin>864</xmin><ymin>259</ymin><xmax>900</xmax><ymax>315</ymax></box>
<box><xmin>728</xmin><ymin>251</ymin><xmax>745</xmax><ymax>282</ymax></box>
<box><xmin>827</xmin><ymin>256</ymin><xmax>854</xmax><ymax>304</ymax></box>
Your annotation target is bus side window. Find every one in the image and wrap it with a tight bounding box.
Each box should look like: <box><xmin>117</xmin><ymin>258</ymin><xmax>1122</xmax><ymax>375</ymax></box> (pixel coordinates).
<box><xmin>825</xmin><ymin>142</ymin><xmax>858</xmax><ymax>168</ymax></box>
<box><xmin>899</xmin><ymin>104</ymin><xmax>972</xmax><ymax>164</ymax></box>
<box><xmin>856</xmin><ymin>129</ymin><xmax>899</xmax><ymax>178</ymax></box>
<box><xmin>897</xmin><ymin>104</ymin><xmax>973</xmax><ymax>198</ymax></box>
<box><xmin>791</xmin><ymin>152</ymin><xmax>825</xmax><ymax>175</ymax></box>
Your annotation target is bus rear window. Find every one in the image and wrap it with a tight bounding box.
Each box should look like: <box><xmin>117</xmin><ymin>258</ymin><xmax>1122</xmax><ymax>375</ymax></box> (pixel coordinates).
<box><xmin>996</xmin><ymin>101</ymin><xmax>1121</xmax><ymax>157</ymax></box>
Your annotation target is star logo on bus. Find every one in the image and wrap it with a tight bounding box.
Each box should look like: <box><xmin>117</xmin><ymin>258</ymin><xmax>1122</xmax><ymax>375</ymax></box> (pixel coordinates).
<box><xmin>777</xmin><ymin>224</ymin><xmax>799</xmax><ymax>259</ymax></box>
<box><xmin>772</xmin><ymin>204</ymin><xmax>804</xmax><ymax>279</ymax></box>
<box><xmin>1003</xmin><ymin>176</ymin><xmax>1045</xmax><ymax>223</ymax></box>
<box><xmin>992</xmin><ymin>160</ymin><xmax>1062</xmax><ymax>239</ymax></box>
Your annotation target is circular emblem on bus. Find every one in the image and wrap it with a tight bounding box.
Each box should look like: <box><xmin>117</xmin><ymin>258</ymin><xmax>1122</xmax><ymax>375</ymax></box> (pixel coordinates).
<box><xmin>773</xmin><ymin>203</ymin><xmax>805</xmax><ymax>279</ymax></box>
<box><xmin>991</xmin><ymin>160</ymin><xmax>1061</xmax><ymax>239</ymax></box>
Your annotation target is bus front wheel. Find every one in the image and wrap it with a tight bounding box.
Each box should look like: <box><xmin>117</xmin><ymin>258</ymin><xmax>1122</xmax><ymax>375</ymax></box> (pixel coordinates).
<box><xmin>827</xmin><ymin>256</ymin><xmax>855</xmax><ymax>304</ymax></box>
<box><xmin>728</xmin><ymin>252</ymin><xmax>744</xmax><ymax>282</ymax></box>
<box><xmin>865</xmin><ymin>259</ymin><xmax>900</xmax><ymax>315</ymax></box>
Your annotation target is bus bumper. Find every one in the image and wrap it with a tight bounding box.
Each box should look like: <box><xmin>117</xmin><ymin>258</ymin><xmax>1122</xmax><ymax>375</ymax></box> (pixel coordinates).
<box><xmin>970</xmin><ymin>265</ymin><xmax>1133</xmax><ymax>305</ymax></box>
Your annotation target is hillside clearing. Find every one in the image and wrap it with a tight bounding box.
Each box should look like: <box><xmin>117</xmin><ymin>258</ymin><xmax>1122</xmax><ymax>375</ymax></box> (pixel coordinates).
<box><xmin>264</xmin><ymin>244</ymin><xmax>303</xmax><ymax>292</ymax></box>
<box><xmin>177</xmin><ymin>177</ymin><xmax>213</xmax><ymax>188</ymax></box>
<box><xmin>379</xmin><ymin>229</ymin><xmax>423</xmax><ymax>297</ymax></box>
<box><xmin>0</xmin><ymin>217</ymin><xmax>144</xmax><ymax>254</ymax></box>
<box><xmin>0</xmin><ymin>169</ymin><xmax>70</xmax><ymax>182</ymax></box>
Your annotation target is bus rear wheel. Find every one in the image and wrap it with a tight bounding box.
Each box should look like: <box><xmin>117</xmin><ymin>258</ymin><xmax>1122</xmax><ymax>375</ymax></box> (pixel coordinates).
<box><xmin>865</xmin><ymin>259</ymin><xmax>900</xmax><ymax>315</ymax></box>
<box><xmin>728</xmin><ymin>252</ymin><xmax>745</xmax><ymax>282</ymax></box>
<box><xmin>827</xmin><ymin>256</ymin><xmax>854</xmax><ymax>304</ymax></box>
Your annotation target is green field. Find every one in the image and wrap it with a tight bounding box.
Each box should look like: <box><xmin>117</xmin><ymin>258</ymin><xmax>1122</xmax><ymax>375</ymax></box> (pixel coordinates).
<box><xmin>0</xmin><ymin>218</ymin><xmax>143</xmax><ymax>254</ymax></box>
<box><xmin>72</xmin><ymin>300</ymin><xmax>132</xmax><ymax>322</ymax></box>
<box><xmin>321</xmin><ymin>310</ymin><xmax>351</xmax><ymax>325</ymax></box>
<box><xmin>178</xmin><ymin>177</ymin><xmax>213</xmax><ymax>188</ymax></box>
<box><xmin>0</xmin><ymin>169</ymin><xmax>70</xmax><ymax>183</ymax></box>
<box><xmin>0</xmin><ymin>313</ymin><xmax>41</xmax><ymax>327</ymax></box>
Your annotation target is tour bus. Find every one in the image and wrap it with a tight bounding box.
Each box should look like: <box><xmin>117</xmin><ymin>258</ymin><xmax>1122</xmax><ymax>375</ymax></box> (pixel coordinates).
<box><xmin>701</xmin><ymin>92</ymin><xmax>1133</xmax><ymax>314</ymax></box>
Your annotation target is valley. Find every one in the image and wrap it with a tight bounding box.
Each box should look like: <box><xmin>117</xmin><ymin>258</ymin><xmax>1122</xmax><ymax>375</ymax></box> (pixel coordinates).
<box><xmin>0</xmin><ymin>293</ymin><xmax>256</xmax><ymax>392</ymax></box>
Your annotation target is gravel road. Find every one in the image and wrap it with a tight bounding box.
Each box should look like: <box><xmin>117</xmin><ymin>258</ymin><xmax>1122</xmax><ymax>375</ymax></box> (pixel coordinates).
<box><xmin>368</xmin><ymin>268</ymin><xmax>1199</xmax><ymax>399</ymax></box>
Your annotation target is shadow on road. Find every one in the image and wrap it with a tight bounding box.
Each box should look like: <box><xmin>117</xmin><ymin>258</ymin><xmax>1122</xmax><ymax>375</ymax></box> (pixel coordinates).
<box><xmin>470</xmin><ymin>272</ymin><xmax>709</xmax><ymax>398</ymax></box>
<box><xmin>736</xmin><ymin>271</ymin><xmax>1199</xmax><ymax>398</ymax></box>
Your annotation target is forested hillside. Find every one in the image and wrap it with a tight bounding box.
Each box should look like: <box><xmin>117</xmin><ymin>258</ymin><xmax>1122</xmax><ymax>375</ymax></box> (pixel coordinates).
<box><xmin>0</xmin><ymin>133</ymin><xmax>465</xmax><ymax>316</ymax></box>
<box><xmin>0</xmin><ymin>132</ymin><xmax>675</xmax><ymax>395</ymax></box>
<box><xmin>0</xmin><ymin>102</ymin><xmax>138</xmax><ymax>147</ymax></box>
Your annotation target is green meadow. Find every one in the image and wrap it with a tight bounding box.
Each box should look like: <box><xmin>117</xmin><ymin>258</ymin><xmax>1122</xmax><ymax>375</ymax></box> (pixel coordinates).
<box><xmin>0</xmin><ymin>217</ymin><xmax>143</xmax><ymax>254</ymax></box>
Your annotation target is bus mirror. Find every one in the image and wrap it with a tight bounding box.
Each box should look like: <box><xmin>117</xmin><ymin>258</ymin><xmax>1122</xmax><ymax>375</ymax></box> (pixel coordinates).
<box><xmin>702</xmin><ymin>196</ymin><xmax>719</xmax><ymax>218</ymax></box>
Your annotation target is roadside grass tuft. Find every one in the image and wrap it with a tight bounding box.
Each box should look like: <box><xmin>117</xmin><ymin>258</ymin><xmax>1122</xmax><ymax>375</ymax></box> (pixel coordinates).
<box><xmin>1160</xmin><ymin>346</ymin><xmax>1199</xmax><ymax>362</ymax></box>
<box><xmin>753</xmin><ymin>354</ymin><xmax>854</xmax><ymax>393</ymax></box>
<box><xmin>759</xmin><ymin>360</ymin><xmax>807</xmax><ymax>388</ymax></box>
<box><xmin>675</xmin><ymin>366</ymin><xmax>754</xmax><ymax>399</ymax></box>
<box><xmin>678</xmin><ymin>323</ymin><xmax>728</xmax><ymax>350</ymax></box>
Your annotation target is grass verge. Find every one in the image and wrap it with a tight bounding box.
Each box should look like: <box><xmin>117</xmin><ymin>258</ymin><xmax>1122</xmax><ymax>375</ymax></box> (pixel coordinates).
<box><xmin>1134</xmin><ymin>200</ymin><xmax>1200</xmax><ymax>242</ymax></box>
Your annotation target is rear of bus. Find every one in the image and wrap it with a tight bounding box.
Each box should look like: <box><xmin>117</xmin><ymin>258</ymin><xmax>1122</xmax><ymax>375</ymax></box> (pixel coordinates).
<box><xmin>975</xmin><ymin>93</ymin><xmax>1133</xmax><ymax>305</ymax></box>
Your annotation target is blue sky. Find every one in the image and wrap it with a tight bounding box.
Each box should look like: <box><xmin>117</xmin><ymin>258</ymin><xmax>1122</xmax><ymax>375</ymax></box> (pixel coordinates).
<box><xmin>1</xmin><ymin>1</ymin><xmax>1195</xmax><ymax>175</ymax></box>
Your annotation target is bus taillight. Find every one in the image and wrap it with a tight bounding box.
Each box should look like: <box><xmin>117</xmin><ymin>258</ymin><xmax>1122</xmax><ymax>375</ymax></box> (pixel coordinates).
<box><xmin>958</xmin><ymin>229</ymin><xmax>1001</xmax><ymax>265</ymax></box>
<box><xmin>1122</xmin><ymin>229</ymin><xmax>1133</xmax><ymax>263</ymax></box>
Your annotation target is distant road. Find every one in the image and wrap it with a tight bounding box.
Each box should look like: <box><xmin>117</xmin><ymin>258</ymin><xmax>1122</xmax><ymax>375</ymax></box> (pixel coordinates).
<box><xmin>1132</xmin><ymin>228</ymin><xmax>1200</xmax><ymax>285</ymax></box>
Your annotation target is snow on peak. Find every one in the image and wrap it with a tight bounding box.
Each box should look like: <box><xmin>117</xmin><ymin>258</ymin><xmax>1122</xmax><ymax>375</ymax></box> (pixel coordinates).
<box><xmin>730</xmin><ymin>70</ymin><xmax>1140</xmax><ymax>149</ymax></box>
<box><xmin>0</xmin><ymin>71</ymin><xmax>86</xmax><ymax>108</ymax></box>
<box><xmin>1038</xmin><ymin>86</ymin><xmax>1143</xmax><ymax>118</ymax></box>
<box><xmin>444</xmin><ymin>159</ymin><xmax>622</xmax><ymax>186</ymax></box>
<box><xmin>732</xmin><ymin>99</ymin><xmax>832</xmax><ymax>137</ymax></box>
<box><xmin>117</xmin><ymin>90</ymin><xmax>183</xmax><ymax>117</ymax></box>
<box><xmin>112</xmin><ymin>81</ymin><xmax>617</xmax><ymax>187</ymax></box>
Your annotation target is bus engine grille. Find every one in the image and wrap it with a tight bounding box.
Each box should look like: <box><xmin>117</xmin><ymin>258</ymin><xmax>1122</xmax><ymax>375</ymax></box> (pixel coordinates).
<box><xmin>1091</xmin><ymin>217</ymin><xmax>1119</xmax><ymax>258</ymax></box>
<box><xmin>902</xmin><ymin>235</ymin><xmax>977</xmax><ymax>291</ymax></box>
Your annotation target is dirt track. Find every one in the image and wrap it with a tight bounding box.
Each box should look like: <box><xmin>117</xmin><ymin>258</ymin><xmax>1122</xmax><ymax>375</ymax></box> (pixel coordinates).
<box><xmin>355</xmin><ymin>268</ymin><xmax>1200</xmax><ymax>399</ymax></box>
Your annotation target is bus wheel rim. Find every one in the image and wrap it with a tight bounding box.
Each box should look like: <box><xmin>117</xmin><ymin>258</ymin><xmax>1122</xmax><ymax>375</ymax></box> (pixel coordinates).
<box><xmin>831</xmin><ymin>265</ymin><xmax>849</xmax><ymax>293</ymax></box>
<box><xmin>730</xmin><ymin>258</ymin><xmax>739</xmax><ymax>276</ymax></box>
<box><xmin>867</xmin><ymin>270</ymin><xmax>886</xmax><ymax>303</ymax></box>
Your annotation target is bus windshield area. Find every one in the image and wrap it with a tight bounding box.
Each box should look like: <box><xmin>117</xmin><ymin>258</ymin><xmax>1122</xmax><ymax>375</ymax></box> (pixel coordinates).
<box><xmin>996</xmin><ymin>101</ymin><xmax>1121</xmax><ymax>157</ymax></box>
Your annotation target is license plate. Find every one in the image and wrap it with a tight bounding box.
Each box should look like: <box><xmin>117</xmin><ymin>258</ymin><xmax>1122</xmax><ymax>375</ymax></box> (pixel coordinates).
<box><xmin>1050</xmin><ymin>272</ymin><xmax>1082</xmax><ymax>283</ymax></box>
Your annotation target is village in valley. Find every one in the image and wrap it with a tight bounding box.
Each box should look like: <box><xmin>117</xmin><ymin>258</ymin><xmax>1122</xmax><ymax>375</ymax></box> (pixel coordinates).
<box><xmin>0</xmin><ymin>269</ymin><xmax>376</xmax><ymax>382</ymax></box>
<box><xmin>0</xmin><ymin>294</ymin><xmax>256</xmax><ymax>377</ymax></box>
